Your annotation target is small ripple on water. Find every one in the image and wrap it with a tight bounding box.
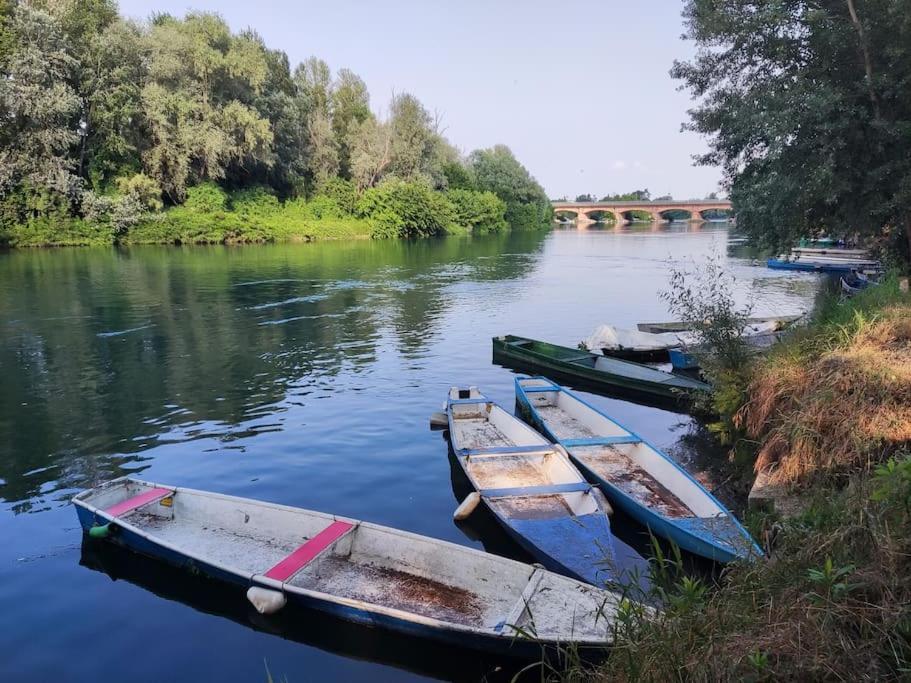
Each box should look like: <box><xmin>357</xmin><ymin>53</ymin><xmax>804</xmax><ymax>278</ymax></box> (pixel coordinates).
<box><xmin>231</xmin><ymin>278</ymin><xmax>308</xmax><ymax>287</ymax></box>
<box><xmin>96</xmin><ymin>323</ymin><xmax>155</xmax><ymax>338</ymax></box>
<box><xmin>245</xmin><ymin>294</ymin><xmax>330</xmax><ymax>311</ymax></box>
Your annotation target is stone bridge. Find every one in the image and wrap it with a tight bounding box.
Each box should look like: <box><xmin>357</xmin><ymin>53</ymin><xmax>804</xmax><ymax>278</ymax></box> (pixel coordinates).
<box><xmin>552</xmin><ymin>199</ymin><xmax>733</xmax><ymax>224</ymax></box>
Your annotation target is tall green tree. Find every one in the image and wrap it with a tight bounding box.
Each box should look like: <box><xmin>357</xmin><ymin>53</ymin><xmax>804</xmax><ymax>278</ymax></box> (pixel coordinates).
<box><xmin>0</xmin><ymin>3</ymin><xmax>81</xmax><ymax>216</ymax></box>
<box><xmin>141</xmin><ymin>13</ymin><xmax>273</xmax><ymax>201</ymax></box>
<box><xmin>331</xmin><ymin>68</ymin><xmax>370</xmax><ymax>178</ymax></box>
<box><xmin>673</xmin><ymin>0</ymin><xmax>911</xmax><ymax>258</ymax></box>
<box><xmin>469</xmin><ymin>145</ymin><xmax>551</xmax><ymax>228</ymax></box>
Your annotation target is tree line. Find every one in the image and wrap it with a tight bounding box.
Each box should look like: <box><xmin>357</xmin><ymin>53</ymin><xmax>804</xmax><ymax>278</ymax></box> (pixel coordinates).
<box><xmin>0</xmin><ymin>1</ymin><xmax>551</xmax><ymax>246</ymax></box>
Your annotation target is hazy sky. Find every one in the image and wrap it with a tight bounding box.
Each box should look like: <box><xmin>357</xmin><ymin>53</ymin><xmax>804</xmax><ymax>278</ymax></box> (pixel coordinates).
<box><xmin>118</xmin><ymin>0</ymin><xmax>722</xmax><ymax>200</ymax></box>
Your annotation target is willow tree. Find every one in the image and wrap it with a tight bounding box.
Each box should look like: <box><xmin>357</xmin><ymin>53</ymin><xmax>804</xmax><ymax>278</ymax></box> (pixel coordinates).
<box><xmin>672</xmin><ymin>0</ymin><xmax>911</xmax><ymax>259</ymax></box>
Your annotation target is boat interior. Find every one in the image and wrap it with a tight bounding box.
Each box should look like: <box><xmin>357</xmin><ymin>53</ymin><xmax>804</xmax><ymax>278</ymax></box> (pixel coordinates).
<box><xmin>447</xmin><ymin>387</ymin><xmax>550</xmax><ymax>451</ymax></box>
<box><xmin>78</xmin><ymin>480</ymin><xmax>614</xmax><ymax>640</ymax></box>
<box><xmin>518</xmin><ymin>380</ymin><xmax>723</xmax><ymax>519</ymax></box>
<box><xmin>447</xmin><ymin>387</ymin><xmax>602</xmax><ymax>519</ymax></box>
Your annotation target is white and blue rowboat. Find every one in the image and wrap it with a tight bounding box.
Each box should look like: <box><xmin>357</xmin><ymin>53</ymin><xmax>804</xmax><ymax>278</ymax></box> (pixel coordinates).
<box><xmin>74</xmin><ymin>478</ymin><xmax>636</xmax><ymax>656</ymax></box>
<box><xmin>514</xmin><ymin>378</ymin><xmax>762</xmax><ymax>563</ymax></box>
<box><xmin>445</xmin><ymin>387</ymin><xmax>652</xmax><ymax>592</ymax></box>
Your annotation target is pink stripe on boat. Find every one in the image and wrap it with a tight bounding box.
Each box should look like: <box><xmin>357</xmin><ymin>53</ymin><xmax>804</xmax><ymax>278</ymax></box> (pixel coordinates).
<box><xmin>105</xmin><ymin>487</ymin><xmax>172</xmax><ymax>517</ymax></box>
<box><xmin>265</xmin><ymin>520</ymin><xmax>355</xmax><ymax>582</ymax></box>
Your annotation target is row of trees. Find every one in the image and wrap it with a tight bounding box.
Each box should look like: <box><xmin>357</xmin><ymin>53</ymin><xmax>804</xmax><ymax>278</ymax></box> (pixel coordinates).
<box><xmin>567</xmin><ymin>190</ymin><xmax>720</xmax><ymax>203</ymax></box>
<box><xmin>0</xmin><ymin>2</ymin><xmax>551</xmax><ymax>242</ymax></box>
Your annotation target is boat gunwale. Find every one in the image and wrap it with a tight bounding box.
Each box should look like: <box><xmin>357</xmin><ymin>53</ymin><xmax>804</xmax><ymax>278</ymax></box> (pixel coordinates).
<box><xmin>73</xmin><ymin>477</ymin><xmax>603</xmax><ymax>641</ymax></box>
<box><xmin>514</xmin><ymin>377</ymin><xmax>763</xmax><ymax>560</ymax></box>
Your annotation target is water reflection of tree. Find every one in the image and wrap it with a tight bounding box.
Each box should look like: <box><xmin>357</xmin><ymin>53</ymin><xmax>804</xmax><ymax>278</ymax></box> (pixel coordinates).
<box><xmin>0</xmin><ymin>231</ymin><xmax>547</xmax><ymax>509</ymax></box>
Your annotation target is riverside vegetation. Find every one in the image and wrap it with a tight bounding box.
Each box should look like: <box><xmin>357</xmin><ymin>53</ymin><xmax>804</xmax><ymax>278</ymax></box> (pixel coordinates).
<box><xmin>0</xmin><ymin>2</ymin><xmax>551</xmax><ymax>247</ymax></box>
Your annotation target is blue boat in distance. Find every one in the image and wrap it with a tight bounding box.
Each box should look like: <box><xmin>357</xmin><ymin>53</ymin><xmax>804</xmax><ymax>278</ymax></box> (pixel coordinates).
<box><xmin>445</xmin><ymin>387</ymin><xmax>652</xmax><ymax>594</ymax></box>
<box><xmin>514</xmin><ymin>377</ymin><xmax>762</xmax><ymax>564</ymax></box>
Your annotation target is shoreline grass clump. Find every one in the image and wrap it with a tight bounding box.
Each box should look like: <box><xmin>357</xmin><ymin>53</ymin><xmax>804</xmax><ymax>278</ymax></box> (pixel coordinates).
<box><xmin>740</xmin><ymin>277</ymin><xmax>911</xmax><ymax>487</ymax></box>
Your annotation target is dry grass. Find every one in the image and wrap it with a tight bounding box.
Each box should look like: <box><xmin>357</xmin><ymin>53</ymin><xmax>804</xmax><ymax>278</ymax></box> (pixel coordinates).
<box><xmin>739</xmin><ymin>299</ymin><xmax>911</xmax><ymax>487</ymax></box>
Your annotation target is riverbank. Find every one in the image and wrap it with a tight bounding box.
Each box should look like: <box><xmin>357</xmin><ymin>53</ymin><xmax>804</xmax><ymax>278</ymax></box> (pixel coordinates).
<box><xmin>584</xmin><ymin>276</ymin><xmax>911</xmax><ymax>681</ymax></box>
<box><xmin>0</xmin><ymin>179</ymin><xmax>544</xmax><ymax>249</ymax></box>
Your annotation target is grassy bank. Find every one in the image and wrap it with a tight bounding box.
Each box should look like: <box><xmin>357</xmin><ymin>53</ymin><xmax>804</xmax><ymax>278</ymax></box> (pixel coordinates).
<box><xmin>0</xmin><ymin>179</ymin><xmax>543</xmax><ymax>249</ymax></box>
<box><xmin>575</xmin><ymin>277</ymin><xmax>911</xmax><ymax>681</ymax></box>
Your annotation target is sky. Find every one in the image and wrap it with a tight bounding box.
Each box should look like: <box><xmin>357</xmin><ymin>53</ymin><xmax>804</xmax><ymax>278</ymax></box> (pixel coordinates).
<box><xmin>117</xmin><ymin>0</ymin><xmax>723</xmax><ymax>200</ymax></box>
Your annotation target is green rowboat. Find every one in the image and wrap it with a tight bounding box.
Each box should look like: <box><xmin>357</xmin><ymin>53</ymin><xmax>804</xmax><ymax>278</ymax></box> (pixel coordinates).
<box><xmin>492</xmin><ymin>335</ymin><xmax>710</xmax><ymax>405</ymax></box>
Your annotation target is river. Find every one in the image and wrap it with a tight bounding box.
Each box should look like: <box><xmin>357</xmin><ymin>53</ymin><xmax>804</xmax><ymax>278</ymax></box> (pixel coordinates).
<box><xmin>0</xmin><ymin>224</ymin><xmax>821</xmax><ymax>681</ymax></box>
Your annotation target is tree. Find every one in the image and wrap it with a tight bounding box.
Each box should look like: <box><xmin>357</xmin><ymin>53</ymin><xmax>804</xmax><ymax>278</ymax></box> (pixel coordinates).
<box><xmin>331</xmin><ymin>68</ymin><xmax>370</xmax><ymax>178</ymax></box>
<box><xmin>141</xmin><ymin>13</ymin><xmax>273</xmax><ymax>201</ymax></box>
<box><xmin>347</xmin><ymin>116</ymin><xmax>392</xmax><ymax>191</ymax></box>
<box><xmin>388</xmin><ymin>92</ymin><xmax>435</xmax><ymax>180</ymax></box>
<box><xmin>575</xmin><ymin>193</ymin><xmax>595</xmax><ymax>202</ymax></box>
<box><xmin>0</xmin><ymin>3</ymin><xmax>81</xmax><ymax>214</ymax></box>
<box><xmin>306</xmin><ymin>110</ymin><xmax>338</xmax><ymax>188</ymax></box>
<box><xmin>469</xmin><ymin>145</ymin><xmax>551</xmax><ymax>228</ymax></box>
<box><xmin>601</xmin><ymin>189</ymin><xmax>650</xmax><ymax>202</ymax></box>
<box><xmin>672</xmin><ymin>0</ymin><xmax>911</xmax><ymax>259</ymax></box>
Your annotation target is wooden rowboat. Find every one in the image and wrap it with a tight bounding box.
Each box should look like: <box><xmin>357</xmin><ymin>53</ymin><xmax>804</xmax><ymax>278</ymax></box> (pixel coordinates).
<box><xmin>445</xmin><ymin>387</ymin><xmax>652</xmax><ymax>593</ymax></box>
<box><xmin>514</xmin><ymin>378</ymin><xmax>762</xmax><ymax>563</ymax></box>
<box><xmin>636</xmin><ymin>315</ymin><xmax>803</xmax><ymax>335</ymax></box>
<box><xmin>492</xmin><ymin>335</ymin><xmax>710</xmax><ymax>406</ymax></box>
<box><xmin>73</xmin><ymin>478</ymin><xmax>633</xmax><ymax>656</ymax></box>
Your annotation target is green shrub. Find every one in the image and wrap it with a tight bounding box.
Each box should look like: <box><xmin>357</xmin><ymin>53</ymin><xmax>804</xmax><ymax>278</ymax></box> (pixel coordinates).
<box><xmin>183</xmin><ymin>182</ymin><xmax>229</xmax><ymax>213</ymax></box>
<box><xmin>229</xmin><ymin>186</ymin><xmax>280</xmax><ymax>216</ymax></box>
<box><xmin>357</xmin><ymin>179</ymin><xmax>456</xmax><ymax>238</ymax></box>
<box><xmin>318</xmin><ymin>177</ymin><xmax>358</xmax><ymax>215</ymax></box>
<box><xmin>114</xmin><ymin>173</ymin><xmax>163</xmax><ymax>212</ymax></box>
<box><xmin>445</xmin><ymin>189</ymin><xmax>507</xmax><ymax>232</ymax></box>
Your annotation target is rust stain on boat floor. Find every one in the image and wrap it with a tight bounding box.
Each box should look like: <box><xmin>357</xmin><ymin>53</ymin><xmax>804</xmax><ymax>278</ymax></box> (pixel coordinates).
<box><xmin>292</xmin><ymin>557</ymin><xmax>486</xmax><ymax>626</ymax></box>
<box><xmin>492</xmin><ymin>494</ymin><xmax>574</xmax><ymax>520</ymax></box>
<box><xmin>575</xmin><ymin>446</ymin><xmax>693</xmax><ymax>518</ymax></box>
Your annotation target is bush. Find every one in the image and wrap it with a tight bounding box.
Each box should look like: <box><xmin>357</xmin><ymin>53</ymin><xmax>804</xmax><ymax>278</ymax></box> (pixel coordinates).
<box><xmin>114</xmin><ymin>173</ymin><xmax>163</xmax><ymax>212</ymax></box>
<box><xmin>446</xmin><ymin>189</ymin><xmax>507</xmax><ymax>233</ymax></box>
<box><xmin>229</xmin><ymin>186</ymin><xmax>280</xmax><ymax>216</ymax></box>
<box><xmin>318</xmin><ymin>177</ymin><xmax>358</xmax><ymax>215</ymax></box>
<box><xmin>357</xmin><ymin>179</ymin><xmax>455</xmax><ymax>238</ymax></box>
<box><xmin>183</xmin><ymin>182</ymin><xmax>228</xmax><ymax>213</ymax></box>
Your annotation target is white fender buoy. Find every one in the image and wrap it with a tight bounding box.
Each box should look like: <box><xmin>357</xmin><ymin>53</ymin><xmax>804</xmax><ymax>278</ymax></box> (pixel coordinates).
<box><xmin>429</xmin><ymin>411</ymin><xmax>448</xmax><ymax>430</ymax></box>
<box><xmin>453</xmin><ymin>492</ymin><xmax>481</xmax><ymax>521</ymax></box>
<box><xmin>247</xmin><ymin>586</ymin><xmax>286</xmax><ymax>615</ymax></box>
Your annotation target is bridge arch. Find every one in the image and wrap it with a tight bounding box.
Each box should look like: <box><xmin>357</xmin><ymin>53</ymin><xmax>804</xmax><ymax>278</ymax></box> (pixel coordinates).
<box><xmin>553</xmin><ymin>209</ymin><xmax>578</xmax><ymax>223</ymax></box>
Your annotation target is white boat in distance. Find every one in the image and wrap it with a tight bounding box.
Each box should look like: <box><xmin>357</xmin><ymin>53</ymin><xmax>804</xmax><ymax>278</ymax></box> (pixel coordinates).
<box><xmin>74</xmin><ymin>478</ymin><xmax>634</xmax><ymax>655</ymax></box>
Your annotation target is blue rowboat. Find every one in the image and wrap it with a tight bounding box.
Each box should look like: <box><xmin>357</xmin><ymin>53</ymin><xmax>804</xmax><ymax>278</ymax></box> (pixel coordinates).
<box><xmin>445</xmin><ymin>387</ymin><xmax>652</xmax><ymax>594</ymax></box>
<box><xmin>73</xmin><ymin>478</ymin><xmax>636</xmax><ymax>657</ymax></box>
<box><xmin>767</xmin><ymin>258</ymin><xmax>879</xmax><ymax>273</ymax></box>
<box><xmin>514</xmin><ymin>378</ymin><xmax>762</xmax><ymax>563</ymax></box>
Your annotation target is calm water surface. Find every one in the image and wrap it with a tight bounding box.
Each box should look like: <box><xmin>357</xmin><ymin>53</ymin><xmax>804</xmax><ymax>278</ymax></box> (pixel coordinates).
<box><xmin>0</xmin><ymin>225</ymin><xmax>820</xmax><ymax>681</ymax></box>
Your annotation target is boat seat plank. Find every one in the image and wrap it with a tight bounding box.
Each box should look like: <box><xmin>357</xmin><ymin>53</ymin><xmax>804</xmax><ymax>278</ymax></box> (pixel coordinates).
<box><xmin>105</xmin><ymin>487</ymin><xmax>173</xmax><ymax>517</ymax></box>
<box><xmin>449</xmin><ymin>398</ymin><xmax>492</xmax><ymax>406</ymax></box>
<box><xmin>264</xmin><ymin>520</ymin><xmax>355</xmax><ymax>582</ymax></box>
<box><xmin>495</xmin><ymin>568</ymin><xmax>544</xmax><ymax>633</ymax></box>
<box><xmin>480</xmin><ymin>482</ymin><xmax>591</xmax><ymax>498</ymax></box>
<box><xmin>463</xmin><ymin>445</ymin><xmax>553</xmax><ymax>456</ymax></box>
<box><xmin>520</xmin><ymin>386</ymin><xmax>561</xmax><ymax>393</ymax></box>
<box><xmin>562</xmin><ymin>436</ymin><xmax>640</xmax><ymax>447</ymax></box>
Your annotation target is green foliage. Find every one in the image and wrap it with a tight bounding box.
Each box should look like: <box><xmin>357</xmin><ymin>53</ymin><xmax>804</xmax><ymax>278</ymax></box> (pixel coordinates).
<box><xmin>441</xmin><ymin>161</ymin><xmax>475</xmax><ymax>191</ymax></box>
<box><xmin>183</xmin><ymin>182</ymin><xmax>228</xmax><ymax>213</ymax></box>
<box><xmin>445</xmin><ymin>189</ymin><xmax>507</xmax><ymax>233</ymax></box>
<box><xmin>230</xmin><ymin>186</ymin><xmax>279</xmax><ymax>216</ymax></box>
<box><xmin>115</xmin><ymin>174</ymin><xmax>163</xmax><ymax>212</ymax></box>
<box><xmin>673</xmin><ymin>1</ymin><xmax>911</xmax><ymax>261</ymax></box>
<box><xmin>469</xmin><ymin>145</ymin><xmax>551</xmax><ymax>229</ymax></box>
<box><xmin>357</xmin><ymin>179</ymin><xmax>455</xmax><ymax>239</ymax></box>
<box><xmin>0</xmin><ymin>5</ymin><xmax>546</xmax><ymax>246</ymax></box>
<box><xmin>318</xmin><ymin>177</ymin><xmax>357</xmax><ymax>214</ymax></box>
